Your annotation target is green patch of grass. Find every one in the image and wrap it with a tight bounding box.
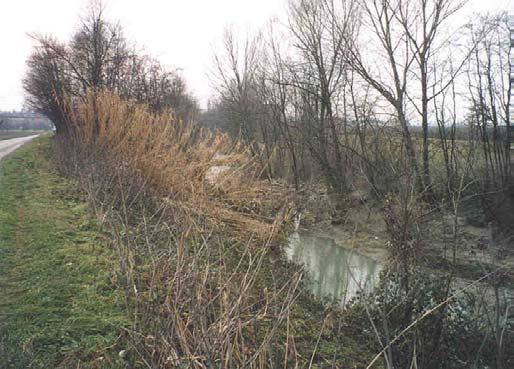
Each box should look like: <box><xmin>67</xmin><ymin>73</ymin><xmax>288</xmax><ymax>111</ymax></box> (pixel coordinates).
<box><xmin>0</xmin><ymin>136</ymin><xmax>128</xmax><ymax>368</ymax></box>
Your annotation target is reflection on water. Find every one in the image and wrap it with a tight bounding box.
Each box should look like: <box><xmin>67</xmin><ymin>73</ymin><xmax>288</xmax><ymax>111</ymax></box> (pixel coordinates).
<box><xmin>286</xmin><ymin>231</ymin><xmax>381</xmax><ymax>305</ymax></box>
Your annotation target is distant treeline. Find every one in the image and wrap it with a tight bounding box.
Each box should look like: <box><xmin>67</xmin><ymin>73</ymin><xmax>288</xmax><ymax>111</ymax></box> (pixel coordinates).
<box><xmin>199</xmin><ymin>109</ymin><xmax>510</xmax><ymax>143</ymax></box>
<box><xmin>0</xmin><ymin>112</ymin><xmax>53</xmax><ymax>131</ymax></box>
<box><xmin>405</xmin><ymin>124</ymin><xmax>509</xmax><ymax>141</ymax></box>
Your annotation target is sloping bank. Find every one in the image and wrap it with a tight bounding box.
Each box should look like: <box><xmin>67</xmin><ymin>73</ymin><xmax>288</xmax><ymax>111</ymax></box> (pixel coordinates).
<box><xmin>0</xmin><ymin>107</ymin><xmax>504</xmax><ymax>369</ymax></box>
<box><xmin>49</xmin><ymin>91</ymin><xmax>375</xmax><ymax>368</ymax></box>
<box><xmin>0</xmin><ymin>124</ymin><xmax>373</xmax><ymax>367</ymax></box>
<box><xmin>0</xmin><ymin>136</ymin><xmax>128</xmax><ymax>368</ymax></box>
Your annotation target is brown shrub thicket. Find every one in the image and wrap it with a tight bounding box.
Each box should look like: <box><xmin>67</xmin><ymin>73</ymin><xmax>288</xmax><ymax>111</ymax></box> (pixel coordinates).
<box><xmin>64</xmin><ymin>91</ymin><xmax>290</xmax><ymax>243</ymax></box>
<box><xmin>52</xmin><ymin>90</ymin><xmax>316</xmax><ymax>368</ymax></box>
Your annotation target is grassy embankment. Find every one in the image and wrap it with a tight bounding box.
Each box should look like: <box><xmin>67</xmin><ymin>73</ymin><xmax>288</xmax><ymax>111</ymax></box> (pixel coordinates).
<box><xmin>0</xmin><ymin>136</ymin><xmax>128</xmax><ymax>368</ymax></box>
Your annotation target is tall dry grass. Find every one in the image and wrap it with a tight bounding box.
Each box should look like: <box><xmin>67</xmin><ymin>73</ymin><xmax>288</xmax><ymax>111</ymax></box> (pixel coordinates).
<box><xmin>54</xmin><ymin>90</ymin><xmax>309</xmax><ymax>368</ymax></box>
<box><xmin>63</xmin><ymin>91</ymin><xmax>290</xmax><ymax>243</ymax></box>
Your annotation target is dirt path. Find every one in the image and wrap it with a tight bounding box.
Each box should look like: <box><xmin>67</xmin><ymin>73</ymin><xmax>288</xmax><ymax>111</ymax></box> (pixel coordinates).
<box><xmin>0</xmin><ymin>135</ymin><xmax>40</xmax><ymax>161</ymax></box>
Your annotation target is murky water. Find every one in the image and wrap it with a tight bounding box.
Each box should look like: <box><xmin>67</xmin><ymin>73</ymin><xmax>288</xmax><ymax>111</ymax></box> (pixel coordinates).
<box><xmin>286</xmin><ymin>231</ymin><xmax>382</xmax><ymax>305</ymax></box>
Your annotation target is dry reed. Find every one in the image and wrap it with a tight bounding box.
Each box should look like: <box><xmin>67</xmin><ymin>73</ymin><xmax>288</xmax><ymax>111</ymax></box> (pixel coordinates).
<box><xmin>54</xmin><ymin>90</ymin><xmax>305</xmax><ymax>368</ymax></box>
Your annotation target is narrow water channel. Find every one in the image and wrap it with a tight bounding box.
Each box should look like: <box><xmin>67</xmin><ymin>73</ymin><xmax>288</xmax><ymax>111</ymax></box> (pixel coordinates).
<box><xmin>286</xmin><ymin>231</ymin><xmax>382</xmax><ymax>305</ymax></box>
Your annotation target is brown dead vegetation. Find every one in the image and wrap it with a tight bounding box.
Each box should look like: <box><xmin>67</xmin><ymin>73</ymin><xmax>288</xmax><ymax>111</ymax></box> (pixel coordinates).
<box><xmin>63</xmin><ymin>91</ymin><xmax>291</xmax><ymax>244</ymax></box>
<box><xmin>51</xmin><ymin>91</ymin><xmax>339</xmax><ymax>368</ymax></box>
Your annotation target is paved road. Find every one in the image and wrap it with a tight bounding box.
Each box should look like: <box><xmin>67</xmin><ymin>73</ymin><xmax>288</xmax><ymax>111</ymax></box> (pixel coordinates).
<box><xmin>0</xmin><ymin>135</ymin><xmax>39</xmax><ymax>161</ymax></box>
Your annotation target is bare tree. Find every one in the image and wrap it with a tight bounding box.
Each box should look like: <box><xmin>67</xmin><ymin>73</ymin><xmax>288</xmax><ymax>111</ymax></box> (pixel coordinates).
<box><xmin>465</xmin><ymin>13</ymin><xmax>511</xmax><ymax>187</ymax></box>
<box><xmin>24</xmin><ymin>1</ymin><xmax>198</xmax><ymax>133</ymax></box>
<box><xmin>23</xmin><ymin>37</ymin><xmax>72</xmax><ymax>135</ymax></box>
<box><xmin>341</xmin><ymin>0</ymin><xmax>423</xmax><ymax>193</ymax></box>
<box><xmin>284</xmin><ymin>0</ymin><xmax>359</xmax><ymax>193</ymax></box>
<box><xmin>339</xmin><ymin>1</ymin><xmax>456</xmax><ymax>193</ymax></box>
<box><xmin>259</xmin><ymin>24</ymin><xmax>302</xmax><ymax>188</ymax></box>
<box><xmin>212</xmin><ymin>28</ymin><xmax>263</xmax><ymax>149</ymax></box>
<box><xmin>396</xmin><ymin>0</ymin><xmax>467</xmax><ymax>198</ymax></box>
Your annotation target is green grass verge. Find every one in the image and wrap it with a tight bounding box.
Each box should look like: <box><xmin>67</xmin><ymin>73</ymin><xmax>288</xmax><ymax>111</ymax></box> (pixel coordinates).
<box><xmin>0</xmin><ymin>136</ymin><xmax>128</xmax><ymax>368</ymax></box>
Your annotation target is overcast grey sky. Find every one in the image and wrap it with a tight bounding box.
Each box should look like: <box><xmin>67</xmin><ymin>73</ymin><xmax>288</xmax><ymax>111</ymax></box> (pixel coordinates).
<box><xmin>0</xmin><ymin>0</ymin><xmax>512</xmax><ymax>111</ymax></box>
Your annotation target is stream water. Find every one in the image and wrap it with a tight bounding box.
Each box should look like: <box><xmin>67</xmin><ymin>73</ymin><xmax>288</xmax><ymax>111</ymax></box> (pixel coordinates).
<box><xmin>286</xmin><ymin>230</ymin><xmax>382</xmax><ymax>305</ymax></box>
